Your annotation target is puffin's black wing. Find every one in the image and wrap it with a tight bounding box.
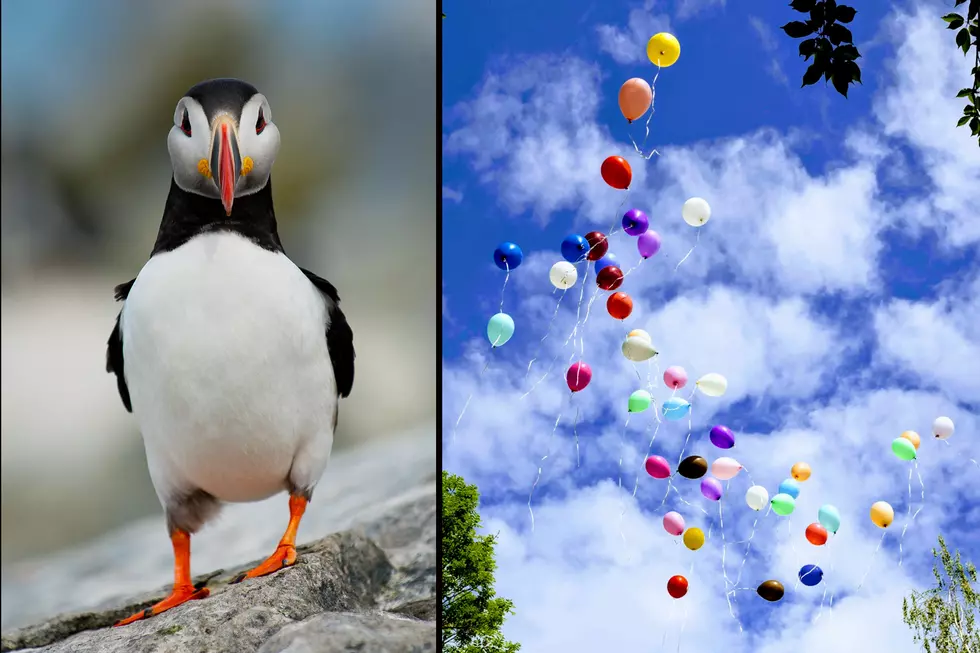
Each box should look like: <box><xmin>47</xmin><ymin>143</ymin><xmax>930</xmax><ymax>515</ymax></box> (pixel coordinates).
<box><xmin>300</xmin><ymin>268</ymin><xmax>354</xmax><ymax>398</ymax></box>
<box><xmin>106</xmin><ymin>279</ymin><xmax>136</xmax><ymax>412</ymax></box>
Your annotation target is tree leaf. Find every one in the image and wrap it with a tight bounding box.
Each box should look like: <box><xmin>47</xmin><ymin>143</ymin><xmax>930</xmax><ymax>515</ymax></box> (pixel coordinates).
<box><xmin>942</xmin><ymin>12</ymin><xmax>962</xmax><ymax>22</ymax></box>
<box><xmin>844</xmin><ymin>60</ymin><xmax>862</xmax><ymax>84</ymax></box>
<box><xmin>782</xmin><ymin>20</ymin><xmax>816</xmax><ymax>38</ymax></box>
<box><xmin>971</xmin><ymin>117</ymin><xmax>980</xmax><ymax>136</ymax></box>
<box><xmin>789</xmin><ymin>0</ymin><xmax>816</xmax><ymax>12</ymax></box>
<box><xmin>831</xmin><ymin>73</ymin><xmax>850</xmax><ymax>97</ymax></box>
<box><xmin>826</xmin><ymin>23</ymin><xmax>854</xmax><ymax>45</ymax></box>
<box><xmin>956</xmin><ymin>27</ymin><xmax>971</xmax><ymax>52</ymax></box>
<box><xmin>802</xmin><ymin>60</ymin><xmax>825</xmax><ymax>86</ymax></box>
<box><xmin>836</xmin><ymin>4</ymin><xmax>857</xmax><ymax>23</ymax></box>
<box><xmin>946</xmin><ymin>15</ymin><xmax>965</xmax><ymax>30</ymax></box>
<box><xmin>834</xmin><ymin>43</ymin><xmax>861</xmax><ymax>60</ymax></box>
<box><xmin>957</xmin><ymin>88</ymin><xmax>974</xmax><ymax>98</ymax></box>
<box><xmin>810</xmin><ymin>2</ymin><xmax>825</xmax><ymax>25</ymax></box>
<box><xmin>799</xmin><ymin>38</ymin><xmax>819</xmax><ymax>58</ymax></box>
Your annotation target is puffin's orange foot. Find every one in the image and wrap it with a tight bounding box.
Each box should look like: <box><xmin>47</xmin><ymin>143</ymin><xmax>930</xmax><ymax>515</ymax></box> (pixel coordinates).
<box><xmin>114</xmin><ymin>583</ymin><xmax>210</xmax><ymax>626</ymax></box>
<box><xmin>230</xmin><ymin>544</ymin><xmax>297</xmax><ymax>583</ymax></box>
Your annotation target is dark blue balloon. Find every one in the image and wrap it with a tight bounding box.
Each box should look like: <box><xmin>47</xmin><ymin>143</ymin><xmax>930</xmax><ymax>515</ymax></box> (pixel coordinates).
<box><xmin>594</xmin><ymin>253</ymin><xmax>620</xmax><ymax>273</ymax></box>
<box><xmin>799</xmin><ymin>564</ymin><xmax>823</xmax><ymax>587</ymax></box>
<box><xmin>494</xmin><ymin>242</ymin><xmax>523</xmax><ymax>271</ymax></box>
<box><xmin>561</xmin><ymin>235</ymin><xmax>588</xmax><ymax>263</ymax></box>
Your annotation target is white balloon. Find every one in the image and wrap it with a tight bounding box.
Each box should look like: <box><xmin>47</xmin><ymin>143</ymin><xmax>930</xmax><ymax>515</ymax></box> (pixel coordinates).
<box><xmin>622</xmin><ymin>336</ymin><xmax>658</xmax><ymax>362</ymax></box>
<box><xmin>933</xmin><ymin>416</ymin><xmax>955</xmax><ymax>440</ymax></box>
<box><xmin>549</xmin><ymin>261</ymin><xmax>577</xmax><ymax>289</ymax></box>
<box><xmin>695</xmin><ymin>372</ymin><xmax>728</xmax><ymax>397</ymax></box>
<box><xmin>745</xmin><ymin>485</ymin><xmax>769</xmax><ymax>511</ymax></box>
<box><xmin>682</xmin><ymin>197</ymin><xmax>711</xmax><ymax>227</ymax></box>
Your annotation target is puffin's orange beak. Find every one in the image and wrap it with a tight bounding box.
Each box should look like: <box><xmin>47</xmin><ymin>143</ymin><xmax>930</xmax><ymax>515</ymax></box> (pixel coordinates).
<box><xmin>209</xmin><ymin>115</ymin><xmax>242</xmax><ymax>216</ymax></box>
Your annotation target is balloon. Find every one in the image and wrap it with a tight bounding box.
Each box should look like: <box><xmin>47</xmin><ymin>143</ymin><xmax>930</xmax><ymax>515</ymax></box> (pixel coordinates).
<box><xmin>560</xmin><ymin>234</ymin><xmax>589</xmax><ymax>263</ymax></box>
<box><xmin>622</xmin><ymin>336</ymin><xmax>658</xmax><ymax>362</ymax></box>
<box><xmin>891</xmin><ymin>437</ymin><xmax>917</xmax><ymax>461</ymax></box>
<box><xmin>584</xmin><ymin>231</ymin><xmax>609</xmax><ymax>261</ymax></box>
<box><xmin>667</xmin><ymin>575</ymin><xmax>689</xmax><ymax>599</ymax></box>
<box><xmin>711</xmin><ymin>457</ymin><xmax>742</xmax><ymax>480</ymax></box>
<box><xmin>664</xmin><ymin>366</ymin><xmax>688</xmax><ymax>390</ymax></box>
<box><xmin>628</xmin><ymin>329</ymin><xmax>651</xmax><ymax>343</ymax></box>
<box><xmin>681</xmin><ymin>197</ymin><xmax>711</xmax><ymax>227</ymax></box>
<box><xmin>933</xmin><ymin>416</ymin><xmax>954</xmax><ymax>440</ymax></box>
<box><xmin>900</xmin><ymin>430</ymin><xmax>921</xmax><ymax>450</ymax></box>
<box><xmin>777</xmin><ymin>478</ymin><xmax>801</xmax><ymax>500</ymax></box>
<box><xmin>745</xmin><ymin>485</ymin><xmax>769</xmax><ymax>511</ymax></box>
<box><xmin>678</xmin><ymin>455</ymin><xmax>708</xmax><ymax>479</ymax></box>
<box><xmin>607</xmin><ymin>292</ymin><xmax>633</xmax><ymax>320</ymax></box>
<box><xmin>618</xmin><ymin>78</ymin><xmax>653</xmax><ymax>122</ymax></box>
<box><xmin>663</xmin><ymin>511</ymin><xmax>685</xmax><ymax>535</ymax></box>
<box><xmin>757</xmin><ymin>580</ymin><xmax>784</xmax><ymax>602</ymax></box>
<box><xmin>709</xmin><ymin>425</ymin><xmax>735</xmax><ymax>449</ymax></box>
<box><xmin>870</xmin><ymin>501</ymin><xmax>894</xmax><ymax>528</ymax></box>
<box><xmin>818</xmin><ymin>504</ymin><xmax>841</xmax><ymax>533</ymax></box>
<box><xmin>637</xmin><ymin>230</ymin><xmax>662</xmax><ymax>258</ymax></box>
<box><xmin>683</xmin><ymin>527</ymin><xmax>705</xmax><ymax>551</ymax></box>
<box><xmin>791</xmin><ymin>462</ymin><xmax>812</xmax><ymax>482</ymax></box>
<box><xmin>645</xmin><ymin>455</ymin><xmax>671</xmax><ymax>479</ymax></box>
<box><xmin>799</xmin><ymin>564</ymin><xmax>824</xmax><ymax>587</ymax></box>
<box><xmin>493</xmin><ymin>242</ymin><xmax>523</xmax><ymax>270</ymax></box>
<box><xmin>695</xmin><ymin>372</ymin><xmax>727</xmax><ymax>397</ymax></box>
<box><xmin>805</xmin><ymin>523</ymin><xmax>828</xmax><ymax>546</ymax></box>
<box><xmin>487</xmin><ymin>313</ymin><xmax>515</xmax><ymax>347</ymax></box>
<box><xmin>601</xmin><ymin>155</ymin><xmax>632</xmax><ymax>190</ymax></box>
<box><xmin>549</xmin><ymin>261</ymin><xmax>578</xmax><ymax>289</ymax></box>
<box><xmin>628</xmin><ymin>389</ymin><xmax>653</xmax><ymax>413</ymax></box>
<box><xmin>594</xmin><ymin>253</ymin><xmax>620</xmax><ymax>273</ymax></box>
<box><xmin>771</xmin><ymin>493</ymin><xmax>796</xmax><ymax>516</ymax></box>
<box><xmin>701</xmin><ymin>477</ymin><xmax>723</xmax><ymax>501</ymax></box>
<box><xmin>646</xmin><ymin>32</ymin><xmax>680</xmax><ymax>67</ymax></box>
<box><xmin>662</xmin><ymin>397</ymin><xmax>691</xmax><ymax>421</ymax></box>
<box><xmin>596</xmin><ymin>266</ymin><xmax>624</xmax><ymax>291</ymax></box>
<box><xmin>566</xmin><ymin>362</ymin><xmax>592</xmax><ymax>393</ymax></box>
<box><xmin>622</xmin><ymin>208</ymin><xmax>649</xmax><ymax>236</ymax></box>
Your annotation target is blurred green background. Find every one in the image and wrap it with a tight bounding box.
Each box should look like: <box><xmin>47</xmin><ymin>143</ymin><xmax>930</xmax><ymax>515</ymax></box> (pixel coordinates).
<box><xmin>0</xmin><ymin>0</ymin><xmax>435</xmax><ymax>583</ymax></box>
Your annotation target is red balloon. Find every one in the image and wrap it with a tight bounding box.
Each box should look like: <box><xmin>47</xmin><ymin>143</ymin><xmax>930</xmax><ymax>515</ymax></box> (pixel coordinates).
<box><xmin>596</xmin><ymin>266</ymin><xmax>624</xmax><ymax>291</ymax></box>
<box><xmin>667</xmin><ymin>575</ymin><xmax>688</xmax><ymax>599</ymax></box>
<box><xmin>584</xmin><ymin>231</ymin><xmax>609</xmax><ymax>261</ymax></box>
<box><xmin>606</xmin><ymin>292</ymin><xmax>633</xmax><ymax>320</ymax></box>
<box><xmin>805</xmin><ymin>522</ymin><xmax>828</xmax><ymax>546</ymax></box>
<box><xmin>601</xmin><ymin>156</ymin><xmax>632</xmax><ymax>190</ymax></box>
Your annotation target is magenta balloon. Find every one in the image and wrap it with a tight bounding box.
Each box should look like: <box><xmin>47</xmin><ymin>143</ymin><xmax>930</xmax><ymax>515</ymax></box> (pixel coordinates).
<box><xmin>566</xmin><ymin>362</ymin><xmax>592</xmax><ymax>392</ymax></box>
<box><xmin>663</xmin><ymin>365</ymin><xmax>688</xmax><ymax>389</ymax></box>
<box><xmin>709</xmin><ymin>425</ymin><xmax>736</xmax><ymax>449</ymax></box>
<box><xmin>701</xmin><ymin>477</ymin><xmax>723</xmax><ymax>501</ymax></box>
<box><xmin>645</xmin><ymin>455</ymin><xmax>671</xmax><ymax>479</ymax></box>
<box><xmin>663</xmin><ymin>511</ymin><xmax>685</xmax><ymax>536</ymax></box>
<box><xmin>637</xmin><ymin>230</ymin><xmax>662</xmax><ymax>258</ymax></box>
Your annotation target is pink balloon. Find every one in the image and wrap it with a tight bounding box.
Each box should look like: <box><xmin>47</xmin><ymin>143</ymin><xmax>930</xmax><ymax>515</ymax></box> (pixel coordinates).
<box><xmin>645</xmin><ymin>455</ymin><xmax>671</xmax><ymax>479</ymax></box>
<box><xmin>710</xmin><ymin>457</ymin><xmax>743</xmax><ymax>480</ymax></box>
<box><xmin>566</xmin><ymin>362</ymin><xmax>592</xmax><ymax>392</ymax></box>
<box><xmin>663</xmin><ymin>511</ymin><xmax>685</xmax><ymax>536</ymax></box>
<box><xmin>663</xmin><ymin>366</ymin><xmax>688</xmax><ymax>389</ymax></box>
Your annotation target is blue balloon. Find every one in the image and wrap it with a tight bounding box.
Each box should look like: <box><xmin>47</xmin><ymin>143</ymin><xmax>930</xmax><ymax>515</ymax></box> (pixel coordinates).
<box><xmin>494</xmin><ymin>242</ymin><xmax>523</xmax><ymax>271</ymax></box>
<box><xmin>662</xmin><ymin>397</ymin><xmax>691</xmax><ymax>421</ymax></box>
<box><xmin>594</xmin><ymin>253</ymin><xmax>620</xmax><ymax>273</ymax></box>
<box><xmin>778</xmin><ymin>478</ymin><xmax>801</xmax><ymax>500</ymax></box>
<box><xmin>799</xmin><ymin>564</ymin><xmax>823</xmax><ymax>587</ymax></box>
<box><xmin>561</xmin><ymin>235</ymin><xmax>588</xmax><ymax>263</ymax></box>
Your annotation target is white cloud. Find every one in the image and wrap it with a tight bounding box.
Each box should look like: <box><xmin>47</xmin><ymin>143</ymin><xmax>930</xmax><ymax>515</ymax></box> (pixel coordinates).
<box><xmin>596</xmin><ymin>1</ymin><xmax>672</xmax><ymax>64</ymax></box>
<box><xmin>675</xmin><ymin>0</ymin><xmax>726</xmax><ymax>21</ymax></box>
<box><xmin>748</xmin><ymin>15</ymin><xmax>789</xmax><ymax>85</ymax></box>
<box><xmin>443</xmin><ymin>185</ymin><xmax>463</xmax><ymax>203</ymax></box>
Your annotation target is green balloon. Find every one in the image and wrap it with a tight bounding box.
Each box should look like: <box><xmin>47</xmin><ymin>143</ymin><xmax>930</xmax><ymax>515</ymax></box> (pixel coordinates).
<box><xmin>628</xmin><ymin>390</ymin><xmax>653</xmax><ymax>413</ymax></box>
<box><xmin>487</xmin><ymin>312</ymin><xmax>515</xmax><ymax>347</ymax></box>
<box><xmin>891</xmin><ymin>437</ymin><xmax>917</xmax><ymax>461</ymax></box>
<box><xmin>771</xmin><ymin>493</ymin><xmax>796</xmax><ymax>516</ymax></box>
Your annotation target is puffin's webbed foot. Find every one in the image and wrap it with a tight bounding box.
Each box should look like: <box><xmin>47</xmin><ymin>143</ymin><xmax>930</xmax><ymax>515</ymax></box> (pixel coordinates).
<box><xmin>230</xmin><ymin>494</ymin><xmax>307</xmax><ymax>584</ymax></box>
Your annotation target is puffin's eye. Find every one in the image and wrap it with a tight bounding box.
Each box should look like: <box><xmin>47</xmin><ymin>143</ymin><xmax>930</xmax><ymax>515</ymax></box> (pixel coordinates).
<box><xmin>256</xmin><ymin>107</ymin><xmax>266</xmax><ymax>135</ymax></box>
<box><xmin>180</xmin><ymin>110</ymin><xmax>192</xmax><ymax>137</ymax></box>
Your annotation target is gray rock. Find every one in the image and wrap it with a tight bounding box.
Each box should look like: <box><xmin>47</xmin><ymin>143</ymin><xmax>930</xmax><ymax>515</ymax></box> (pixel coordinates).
<box><xmin>258</xmin><ymin>613</ymin><xmax>435</xmax><ymax>653</ymax></box>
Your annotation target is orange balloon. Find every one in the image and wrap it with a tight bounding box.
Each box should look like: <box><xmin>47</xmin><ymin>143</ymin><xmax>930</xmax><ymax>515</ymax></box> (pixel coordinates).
<box><xmin>606</xmin><ymin>292</ymin><xmax>633</xmax><ymax>320</ymax></box>
<box><xmin>805</xmin><ymin>522</ymin><xmax>828</xmax><ymax>546</ymax></box>
<box><xmin>601</xmin><ymin>156</ymin><xmax>632</xmax><ymax>190</ymax></box>
<box><xmin>618</xmin><ymin>78</ymin><xmax>652</xmax><ymax>123</ymax></box>
<box><xmin>900</xmin><ymin>430</ymin><xmax>921</xmax><ymax>450</ymax></box>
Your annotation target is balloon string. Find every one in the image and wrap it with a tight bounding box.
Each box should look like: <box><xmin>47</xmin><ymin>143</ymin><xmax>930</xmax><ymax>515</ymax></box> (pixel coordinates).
<box><xmin>451</xmin><ymin>358</ymin><xmax>491</xmax><ymax>444</ymax></box>
<box><xmin>718</xmin><ymin>485</ymin><xmax>744</xmax><ymax>634</ymax></box>
<box><xmin>527</xmin><ymin>393</ymin><xmax>569</xmax><ymax>533</ymax></box>
<box><xmin>898</xmin><ymin>460</ymin><xmax>926</xmax><ymax>567</ymax></box>
<box><xmin>673</xmin><ymin>227</ymin><xmax>701</xmax><ymax>272</ymax></box>
<box><xmin>618</xmin><ymin>413</ymin><xmax>634</xmax><ymax>557</ymax></box>
<box><xmin>855</xmin><ymin>531</ymin><xmax>887</xmax><ymax>592</ymax></box>
<box><xmin>524</xmin><ymin>288</ymin><xmax>569</xmax><ymax>383</ymax></box>
<box><xmin>628</xmin><ymin>63</ymin><xmax>662</xmax><ymax>160</ymax></box>
<box><xmin>499</xmin><ymin>261</ymin><xmax>511</xmax><ymax>312</ymax></box>
<box><xmin>632</xmin><ymin>411</ymin><xmax>663</xmax><ymax>499</ymax></box>
<box><xmin>814</xmin><ymin>536</ymin><xmax>837</xmax><ymax>623</ymax></box>
<box><xmin>573</xmin><ymin>404</ymin><xmax>581</xmax><ymax>468</ymax></box>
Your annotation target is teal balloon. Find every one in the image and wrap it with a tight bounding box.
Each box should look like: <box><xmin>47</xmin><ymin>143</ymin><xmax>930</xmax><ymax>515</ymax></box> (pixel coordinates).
<box><xmin>771</xmin><ymin>493</ymin><xmax>796</xmax><ymax>516</ymax></box>
<box><xmin>818</xmin><ymin>504</ymin><xmax>841</xmax><ymax>533</ymax></box>
<box><xmin>891</xmin><ymin>437</ymin><xmax>917</xmax><ymax>461</ymax></box>
<box><xmin>487</xmin><ymin>313</ymin><xmax>515</xmax><ymax>347</ymax></box>
<box><xmin>778</xmin><ymin>478</ymin><xmax>801</xmax><ymax>499</ymax></box>
<box><xmin>628</xmin><ymin>390</ymin><xmax>653</xmax><ymax>413</ymax></box>
<box><xmin>662</xmin><ymin>397</ymin><xmax>691</xmax><ymax>421</ymax></box>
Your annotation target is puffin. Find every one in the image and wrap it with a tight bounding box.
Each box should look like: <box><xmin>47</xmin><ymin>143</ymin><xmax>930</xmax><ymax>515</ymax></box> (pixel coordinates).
<box><xmin>106</xmin><ymin>78</ymin><xmax>354</xmax><ymax>626</ymax></box>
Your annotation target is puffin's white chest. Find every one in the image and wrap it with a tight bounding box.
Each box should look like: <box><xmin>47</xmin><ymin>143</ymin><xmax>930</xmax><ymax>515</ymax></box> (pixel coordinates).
<box><xmin>121</xmin><ymin>232</ymin><xmax>336</xmax><ymax>503</ymax></box>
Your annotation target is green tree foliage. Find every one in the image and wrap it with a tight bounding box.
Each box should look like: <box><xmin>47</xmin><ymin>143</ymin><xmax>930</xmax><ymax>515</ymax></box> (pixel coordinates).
<box><xmin>943</xmin><ymin>0</ymin><xmax>980</xmax><ymax>144</ymax></box>
<box><xmin>902</xmin><ymin>535</ymin><xmax>980</xmax><ymax>653</ymax></box>
<box><xmin>441</xmin><ymin>471</ymin><xmax>521</xmax><ymax>653</ymax></box>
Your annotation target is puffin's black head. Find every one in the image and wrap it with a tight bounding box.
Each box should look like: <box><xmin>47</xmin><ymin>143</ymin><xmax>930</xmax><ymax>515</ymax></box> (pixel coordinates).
<box><xmin>167</xmin><ymin>78</ymin><xmax>280</xmax><ymax>216</ymax></box>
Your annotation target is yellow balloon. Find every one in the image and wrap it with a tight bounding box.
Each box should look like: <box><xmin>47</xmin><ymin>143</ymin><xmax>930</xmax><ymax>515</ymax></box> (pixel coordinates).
<box><xmin>791</xmin><ymin>462</ymin><xmax>811</xmax><ymax>482</ymax></box>
<box><xmin>683</xmin><ymin>527</ymin><xmax>705</xmax><ymax>551</ymax></box>
<box><xmin>870</xmin><ymin>501</ymin><xmax>894</xmax><ymax>528</ymax></box>
<box><xmin>900</xmin><ymin>430</ymin><xmax>921</xmax><ymax>450</ymax></box>
<box><xmin>647</xmin><ymin>32</ymin><xmax>680</xmax><ymax>68</ymax></box>
<box><xmin>627</xmin><ymin>329</ymin><xmax>651</xmax><ymax>343</ymax></box>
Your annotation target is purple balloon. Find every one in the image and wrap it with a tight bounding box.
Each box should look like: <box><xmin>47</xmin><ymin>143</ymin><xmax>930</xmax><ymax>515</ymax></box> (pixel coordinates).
<box><xmin>637</xmin><ymin>230</ymin><xmax>662</xmax><ymax>258</ymax></box>
<box><xmin>709</xmin><ymin>425</ymin><xmax>736</xmax><ymax>449</ymax></box>
<box><xmin>622</xmin><ymin>209</ymin><xmax>649</xmax><ymax>236</ymax></box>
<box><xmin>701</xmin><ymin>477</ymin><xmax>723</xmax><ymax>501</ymax></box>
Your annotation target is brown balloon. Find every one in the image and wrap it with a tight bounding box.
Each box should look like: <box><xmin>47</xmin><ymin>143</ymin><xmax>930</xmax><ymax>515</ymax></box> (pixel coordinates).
<box><xmin>677</xmin><ymin>455</ymin><xmax>708</xmax><ymax>479</ymax></box>
<box><xmin>584</xmin><ymin>231</ymin><xmax>609</xmax><ymax>261</ymax></box>
<box><xmin>596</xmin><ymin>266</ymin><xmax>624</xmax><ymax>291</ymax></box>
<box><xmin>757</xmin><ymin>580</ymin><xmax>785</xmax><ymax>602</ymax></box>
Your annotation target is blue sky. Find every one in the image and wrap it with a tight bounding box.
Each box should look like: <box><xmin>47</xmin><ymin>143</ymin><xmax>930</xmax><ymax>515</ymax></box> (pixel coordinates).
<box><xmin>442</xmin><ymin>0</ymin><xmax>979</xmax><ymax>651</ymax></box>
